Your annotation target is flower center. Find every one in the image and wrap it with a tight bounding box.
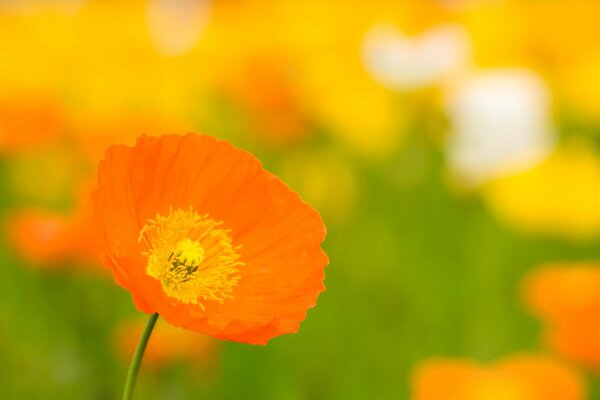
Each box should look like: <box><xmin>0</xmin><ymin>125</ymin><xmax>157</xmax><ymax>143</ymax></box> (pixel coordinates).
<box><xmin>138</xmin><ymin>208</ymin><xmax>242</xmax><ymax>308</ymax></box>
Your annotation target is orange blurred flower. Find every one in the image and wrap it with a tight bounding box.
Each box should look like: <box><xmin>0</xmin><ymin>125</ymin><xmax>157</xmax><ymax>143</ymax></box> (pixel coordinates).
<box><xmin>9</xmin><ymin>211</ymin><xmax>75</xmax><ymax>265</ymax></box>
<box><xmin>0</xmin><ymin>91</ymin><xmax>65</xmax><ymax>152</ymax></box>
<box><xmin>218</xmin><ymin>54</ymin><xmax>307</xmax><ymax>144</ymax></box>
<box><xmin>93</xmin><ymin>133</ymin><xmax>328</xmax><ymax>344</ymax></box>
<box><xmin>411</xmin><ymin>354</ymin><xmax>585</xmax><ymax>400</ymax></box>
<box><xmin>523</xmin><ymin>263</ymin><xmax>600</xmax><ymax>371</ymax></box>
<box><xmin>115</xmin><ymin>317</ymin><xmax>219</xmax><ymax>369</ymax></box>
<box><xmin>8</xmin><ymin>179</ymin><xmax>101</xmax><ymax>270</ymax></box>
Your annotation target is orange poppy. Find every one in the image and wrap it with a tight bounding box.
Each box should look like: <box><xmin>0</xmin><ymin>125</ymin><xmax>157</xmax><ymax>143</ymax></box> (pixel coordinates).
<box><xmin>9</xmin><ymin>210</ymin><xmax>75</xmax><ymax>265</ymax></box>
<box><xmin>522</xmin><ymin>263</ymin><xmax>600</xmax><ymax>370</ymax></box>
<box><xmin>0</xmin><ymin>91</ymin><xmax>65</xmax><ymax>152</ymax></box>
<box><xmin>411</xmin><ymin>354</ymin><xmax>585</xmax><ymax>400</ymax></box>
<box><xmin>8</xmin><ymin>179</ymin><xmax>101</xmax><ymax>269</ymax></box>
<box><xmin>93</xmin><ymin>133</ymin><xmax>328</xmax><ymax>344</ymax></box>
<box><xmin>219</xmin><ymin>54</ymin><xmax>307</xmax><ymax>144</ymax></box>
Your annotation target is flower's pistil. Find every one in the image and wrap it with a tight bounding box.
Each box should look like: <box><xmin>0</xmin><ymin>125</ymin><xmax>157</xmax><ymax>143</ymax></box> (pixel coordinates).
<box><xmin>138</xmin><ymin>208</ymin><xmax>242</xmax><ymax>309</ymax></box>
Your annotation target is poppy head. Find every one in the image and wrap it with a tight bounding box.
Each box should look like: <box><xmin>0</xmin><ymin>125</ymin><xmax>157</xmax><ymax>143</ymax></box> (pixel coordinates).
<box><xmin>93</xmin><ymin>133</ymin><xmax>328</xmax><ymax>344</ymax></box>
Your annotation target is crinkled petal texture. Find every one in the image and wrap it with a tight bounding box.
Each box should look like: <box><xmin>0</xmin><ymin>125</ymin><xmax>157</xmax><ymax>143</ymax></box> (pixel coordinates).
<box><xmin>94</xmin><ymin>133</ymin><xmax>328</xmax><ymax>344</ymax></box>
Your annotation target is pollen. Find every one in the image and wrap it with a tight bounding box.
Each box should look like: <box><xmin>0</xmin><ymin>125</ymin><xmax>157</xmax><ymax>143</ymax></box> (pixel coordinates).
<box><xmin>174</xmin><ymin>238</ymin><xmax>204</xmax><ymax>267</ymax></box>
<box><xmin>138</xmin><ymin>207</ymin><xmax>242</xmax><ymax>308</ymax></box>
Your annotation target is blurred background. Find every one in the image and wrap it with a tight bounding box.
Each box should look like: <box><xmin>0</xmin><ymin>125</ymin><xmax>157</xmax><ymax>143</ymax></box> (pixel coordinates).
<box><xmin>2</xmin><ymin>0</ymin><xmax>600</xmax><ymax>398</ymax></box>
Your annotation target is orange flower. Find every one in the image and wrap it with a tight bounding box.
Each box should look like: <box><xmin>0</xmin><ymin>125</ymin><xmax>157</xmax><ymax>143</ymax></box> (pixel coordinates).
<box><xmin>114</xmin><ymin>317</ymin><xmax>219</xmax><ymax>369</ymax></box>
<box><xmin>93</xmin><ymin>133</ymin><xmax>328</xmax><ymax>344</ymax></box>
<box><xmin>219</xmin><ymin>54</ymin><xmax>307</xmax><ymax>144</ymax></box>
<box><xmin>9</xmin><ymin>210</ymin><xmax>74</xmax><ymax>265</ymax></box>
<box><xmin>0</xmin><ymin>91</ymin><xmax>65</xmax><ymax>152</ymax></box>
<box><xmin>8</xmin><ymin>179</ymin><xmax>101</xmax><ymax>269</ymax></box>
<box><xmin>522</xmin><ymin>263</ymin><xmax>600</xmax><ymax>370</ymax></box>
<box><xmin>411</xmin><ymin>354</ymin><xmax>585</xmax><ymax>400</ymax></box>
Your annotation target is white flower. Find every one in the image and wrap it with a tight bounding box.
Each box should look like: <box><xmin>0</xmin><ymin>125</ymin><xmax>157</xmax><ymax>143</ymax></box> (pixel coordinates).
<box><xmin>361</xmin><ymin>23</ymin><xmax>471</xmax><ymax>91</ymax></box>
<box><xmin>147</xmin><ymin>0</ymin><xmax>211</xmax><ymax>57</ymax></box>
<box><xmin>445</xmin><ymin>69</ymin><xmax>555</xmax><ymax>186</ymax></box>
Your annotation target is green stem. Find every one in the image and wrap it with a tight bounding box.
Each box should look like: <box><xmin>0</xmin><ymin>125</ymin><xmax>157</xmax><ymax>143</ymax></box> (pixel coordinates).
<box><xmin>122</xmin><ymin>313</ymin><xmax>159</xmax><ymax>400</ymax></box>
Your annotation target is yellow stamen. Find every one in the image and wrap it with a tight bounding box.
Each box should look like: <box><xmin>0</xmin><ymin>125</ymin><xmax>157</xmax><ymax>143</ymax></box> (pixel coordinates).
<box><xmin>138</xmin><ymin>208</ymin><xmax>242</xmax><ymax>308</ymax></box>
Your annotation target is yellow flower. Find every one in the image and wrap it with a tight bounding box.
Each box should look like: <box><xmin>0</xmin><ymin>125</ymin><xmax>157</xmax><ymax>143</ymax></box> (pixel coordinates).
<box><xmin>482</xmin><ymin>143</ymin><xmax>600</xmax><ymax>240</ymax></box>
<box><xmin>278</xmin><ymin>149</ymin><xmax>359</xmax><ymax>224</ymax></box>
<box><xmin>0</xmin><ymin>1</ymin><xmax>205</xmax><ymax>123</ymax></box>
